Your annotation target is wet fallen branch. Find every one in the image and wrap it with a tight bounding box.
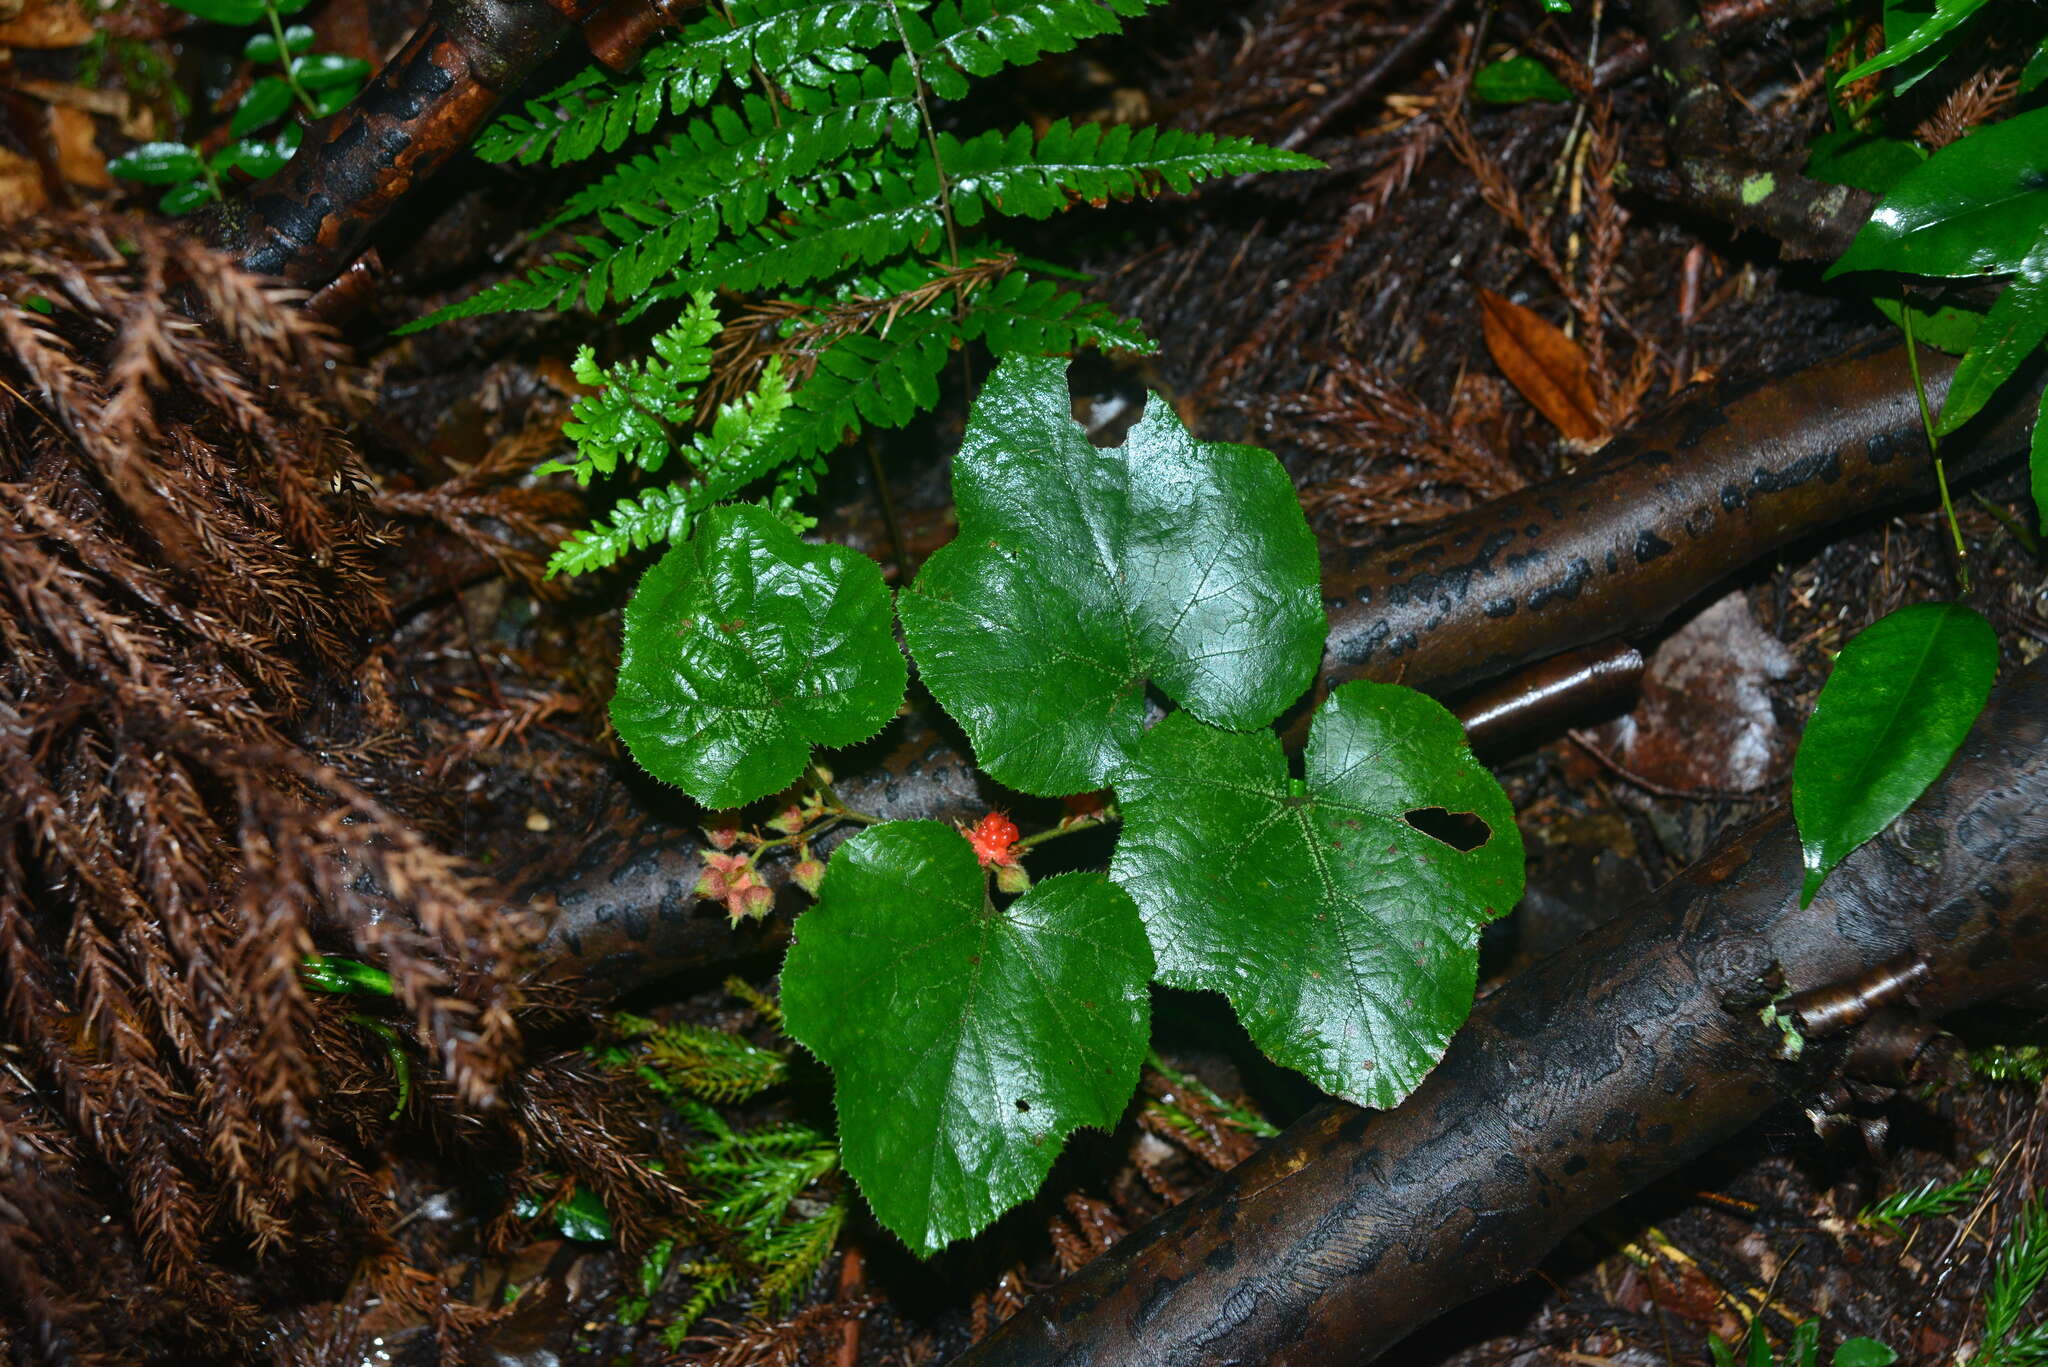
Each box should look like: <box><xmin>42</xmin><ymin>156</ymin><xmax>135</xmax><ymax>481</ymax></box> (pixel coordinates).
<box><xmin>950</xmin><ymin>652</ymin><xmax>2048</xmax><ymax>1367</ymax></box>
<box><xmin>531</xmin><ymin>342</ymin><xmax>2042</xmax><ymax>995</ymax></box>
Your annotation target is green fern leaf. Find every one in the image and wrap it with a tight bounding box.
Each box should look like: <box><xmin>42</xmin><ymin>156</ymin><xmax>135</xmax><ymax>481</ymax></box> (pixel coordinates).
<box><xmin>477</xmin><ymin>0</ymin><xmax>910</xmax><ymax>167</ymax></box>
<box><xmin>907</xmin><ymin>0</ymin><xmax>1172</xmax><ymax>99</ymax></box>
<box><xmin>545</xmin><ymin>359</ymin><xmax>793</xmax><ymax>577</ymax></box>
<box><xmin>548</xmin><ymin>292</ymin><xmax>723</xmax><ymax>483</ymax></box>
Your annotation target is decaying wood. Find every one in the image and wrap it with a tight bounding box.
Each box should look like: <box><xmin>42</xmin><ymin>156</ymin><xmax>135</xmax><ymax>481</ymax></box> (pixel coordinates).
<box><xmin>950</xmin><ymin>653</ymin><xmax>2048</xmax><ymax>1367</ymax></box>
<box><xmin>532</xmin><ymin>341</ymin><xmax>2043</xmax><ymax>995</ymax></box>
<box><xmin>214</xmin><ymin>0</ymin><xmax>705</xmax><ymax>292</ymax></box>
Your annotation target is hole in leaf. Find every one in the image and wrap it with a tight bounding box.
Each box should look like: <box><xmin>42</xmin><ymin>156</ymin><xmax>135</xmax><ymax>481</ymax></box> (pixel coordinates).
<box><xmin>1064</xmin><ymin>352</ymin><xmax>1148</xmax><ymax>447</ymax></box>
<box><xmin>1402</xmin><ymin>807</ymin><xmax>1492</xmax><ymax>852</ymax></box>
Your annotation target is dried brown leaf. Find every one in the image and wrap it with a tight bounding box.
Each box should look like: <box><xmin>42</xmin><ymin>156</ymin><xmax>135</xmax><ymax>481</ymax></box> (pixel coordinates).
<box><xmin>1477</xmin><ymin>287</ymin><xmax>1606</xmax><ymax>442</ymax></box>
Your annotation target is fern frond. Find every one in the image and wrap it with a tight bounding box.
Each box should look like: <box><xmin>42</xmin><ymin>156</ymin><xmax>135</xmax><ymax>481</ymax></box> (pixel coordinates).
<box><xmin>666</xmin><ymin>120</ymin><xmax>1316</xmax><ymax>299</ymax></box>
<box><xmin>948</xmin><ymin>120</ymin><xmax>1325</xmax><ymax>216</ymax></box>
<box><xmin>555</xmin><ymin>67</ymin><xmax>921</xmax><ymax>231</ymax></box>
<box><xmin>545</xmin><ymin>360</ymin><xmax>791</xmax><ymax>578</ymax></box>
<box><xmin>478</xmin><ymin>0</ymin><xmax>911</xmax><ymax>167</ymax></box>
<box><xmin>907</xmin><ymin>0</ymin><xmax>1173</xmax><ymax>99</ymax></box>
<box><xmin>547</xmin><ymin>292</ymin><xmax>723</xmax><ymax>484</ymax></box>
<box><xmin>547</xmin><ymin>485</ymin><xmax>694</xmax><ymax>577</ymax></box>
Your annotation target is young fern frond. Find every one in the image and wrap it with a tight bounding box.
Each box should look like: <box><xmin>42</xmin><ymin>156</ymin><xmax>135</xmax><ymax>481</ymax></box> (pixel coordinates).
<box><xmin>425</xmin><ymin>0</ymin><xmax>1317</xmax><ymax>579</ymax></box>
<box><xmin>547</xmin><ymin>359</ymin><xmax>792</xmax><ymax>577</ymax></box>
<box><xmin>547</xmin><ymin>293</ymin><xmax>724</xmax><ymax>483</ymax></box>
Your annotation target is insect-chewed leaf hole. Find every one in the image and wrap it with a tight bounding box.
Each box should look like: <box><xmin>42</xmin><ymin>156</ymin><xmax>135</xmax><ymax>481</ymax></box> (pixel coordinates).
<box><xmin>1402</xmin><ymin>807</ymin><xmax>1493</xmax><ymax>852</ymax></box>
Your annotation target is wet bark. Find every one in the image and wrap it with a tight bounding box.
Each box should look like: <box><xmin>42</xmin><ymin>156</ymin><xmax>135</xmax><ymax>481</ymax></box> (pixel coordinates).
<box><xmin>950</xmin><ymin>654</ymin><xmax>2048</xmax><ymax>1367</ymax></box>
<box><xmin>213</xmin><ymin>0</ymin><xmax>604</xmax><ymax>289</ymax></box>
<box><xmin>530</xmin><ymin>342</ymin><xmax>2042</xmax><ymax>996</ymax></box>
<box><xmin>1315</xmin><ymin>341</ymin><xmax>2040</xmax><ymax>701</ymax></box>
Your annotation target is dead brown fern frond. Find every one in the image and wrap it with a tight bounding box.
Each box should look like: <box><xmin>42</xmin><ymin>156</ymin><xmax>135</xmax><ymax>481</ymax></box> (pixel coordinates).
<box><xmin>0</xmin><ymin>214</ymin><xmax>673</xmax><ymax>1360</ymax></box>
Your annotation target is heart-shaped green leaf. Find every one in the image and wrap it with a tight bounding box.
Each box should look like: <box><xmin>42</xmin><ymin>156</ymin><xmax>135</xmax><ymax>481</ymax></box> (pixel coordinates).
<box><xmin>1829</xmin><ymin>109</ymin><xmax>2048</xmax><ymax>281</ymax></box>
<box><xmin>781</xmin><ymin>821</ymin><xmax>1152</xmax><ymax>1256</ymax></box>
<box><xmin>1112</xmin><ymin>682</ymin><xmax>1523</xmax><ymax>1108</ymax></box>
<box><xmin>1793</xmin><ymin>602</ymin><xmax>1997</xmax><ymax>905</ymax></box>
<box><xmin>611</xmin><ymin>502</ymin><xmax>905</xmax><ymax>810</ymax></box>
<box><xmin>900</xmin><ymin>354</ymin><xmax>1324</xmax><ymax>796</ymax></box>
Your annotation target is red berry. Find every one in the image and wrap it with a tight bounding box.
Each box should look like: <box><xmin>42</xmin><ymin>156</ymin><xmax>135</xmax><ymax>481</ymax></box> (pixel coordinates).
<box><xmin>963</xmin><ymin>811</ymin><xmax>1021</xmax><ymax>868</ymax></box>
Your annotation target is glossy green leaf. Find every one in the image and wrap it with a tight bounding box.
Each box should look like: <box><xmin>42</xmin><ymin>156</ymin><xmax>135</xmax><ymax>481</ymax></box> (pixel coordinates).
<box><xmin>311</xmin><ymin>85</ymin><xmax>355</xmax><ymax>117</ymax></box>
<box><xmin>2023</xmin><ymin>36</ymin><xmax>2048</xmax><ymax>95</ymax></box>
<box><xmin>1111</xmin><ymin>683</ymin><xmax>1524</xmax><ymax>1108</ymax></box>
<box><xmin>232</xmin><ymin>125</ymin><xmax>301</xmax><ymax>179</ymax></box>
<box><xmin>232</xmin><ymin>75</ymin><xmax>295</xmax><ymax>136</ymax></box>
<box><xmin>167</xmin><ymin>0</ymin><xmax>266</xmax><ymax>22</ymax></box>
<box><xmin>781</xmin><ymin>822</ymin><xmax>1152</xmax><ymax>1256</ymax></box>
<box><xmin>300</xmin><ymin>955</ymin><xmax>394</xmax><ymax>996</ymax></box>
<box><xmin>1473</xmin><ymin>55</ymin><xmax>1572</xmax><ymax>105</ymax></box>
<box><xmin>1793</xmin><ymin>602</ymin><xmax>1998</xmax><ymax>905</ymax></box>
<box><xmin>1804</xmin><ymin>129</ymin><xmax>1924</xmax><ymax>195</ymax></box>
<box><xmin>553</xmin><ymin>1187</ymin><xmax>613</xmax><ymax>1242</ymax></box>
<box><xmin>1833</xmin><ymin>1340</ymin><xmax>1898</xmax><ymax>1367</ymax></box>
<box><xmin>1936</xmin><ymin>245</ymin><xmax>2048</xmax><ymax>436</ymax></box>
<box><xmin>900</xmin><ymin>354</ymin><xmax>1324</xmax><ymax>796</ymax></box>
<box><xmin>1836</xmin><ymin>0</ymin><xmax>1988</xmax><ymax>87</ymax></box>
<box><xmin>611</xmin><ymin>503</ymin><xmax>905</xmax><ymax>810</ymax></box>
<box><xmin>291</xmin><ymin>53</ymin><xmax>372</xmax><ymax>91</ymax></box>
<box><xmin>244</xmin><ymin>24</ymin><xmax>314</xmax><ymax>62</ymax></box>
<box><xmin>1829</xmin><ymin>109</ymin><xmax>2048</xmax><ymax>281</ymax></box>
<box><xmin>1871</xmin><ymin>292</ymin><xmax>1982</xmax><ymax>356</ymax></box>
<box><xmin>159</xmin><ymin>181</ymin><xmax>218</xmax><ymax>215</ymax></box>
<box><xmin>2032</xmin><ymin>381</ymin><xmax>2048</xmax><ymax>536</ymax></box>
<box><xmin>107</xmin><ymin>141</ymin><xmax>204</xmax><ymax>184</ymax></box>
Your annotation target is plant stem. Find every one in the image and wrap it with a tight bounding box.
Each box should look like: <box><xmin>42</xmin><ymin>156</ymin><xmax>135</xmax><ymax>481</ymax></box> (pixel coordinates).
<box><xmin>882</xmin><ymin>0</ymin><xmax>963</xmax><ymax>273</ymax></box>
<box><xmin>267</xmin><ymin>4</ymin><xmax>318</xmax><ymax>117</ymax></box>
<box><xmin>1014</xmin><ymin>802</ymin><xmax>1120</xmax><ymax>853</ymax></box>
<box><xmin>1902</xmin><ymin>303</ymin><xmax>1971</xmax><ymax>593</ymax></box>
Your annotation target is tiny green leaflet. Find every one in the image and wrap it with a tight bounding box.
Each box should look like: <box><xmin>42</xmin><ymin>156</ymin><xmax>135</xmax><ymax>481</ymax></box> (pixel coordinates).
<box><xmin>780</xmin><ymin>821</ymin><xmax>1153</xmax><ymax>1255</ymax></box>
<box><xmin>900</xmin><ymin>354</ymin><xmax>1324</xmax><ymax>796</ymax></box>
<box><xmin>611</xmin><ymin>502</ymin><xmax>905</xmax><ymax>810</ymax></box>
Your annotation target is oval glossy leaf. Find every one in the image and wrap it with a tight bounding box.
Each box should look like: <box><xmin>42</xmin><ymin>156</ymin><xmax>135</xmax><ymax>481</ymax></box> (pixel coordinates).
<box><xmin>108</xmin><ymin>141</ymin><xmax>204</xmax><ymax>184</ymax></box>
<box><xmin>1829</xmin><ymin>109</ymin><xmax>2048</xmax><ymax>281</ymax></box>
<box><xmin>1936</xmin><ymin>246</ymin><xmax>2048</xmax><ymax>436</ymax></box>
<box><xmin>611</xmin><ymin>503</ymin><xmax>905</xmax><ymax>810</ymax></box>
<box><xmin>231</xmin><ymin>75</ymin><xmax>296</xmax><ymax>136</ymax></box>
<box><xmin>244</xmin><ymin>24</ymin><xmax>315</xmax><ymax>63</ymax></box>
<box><xmin>1793</xmin><ymin>602</ymin><xmax>1997</xmax><ymax>905</ymax></box>
<box><xmin>168</xmin><ymin>0</ymin><xmax>266</xmax><ymax>21</ymax></box>
<box><xmin>900</xmin><ymin>354</ymin><xmax>1324</xmax><ymax>796</ymax></box>
<box><xmin>1112</xmin><ymin>682</ymin><xmax>1524</xmax><ymax>1108</ymax></box>
<box><xmin>159</xmin><ymin>181</ymin><xmax>218</xmax><ymax>215</ymax></box>
<box><xmin>291</xmin><ymin>53</ymin><xmax>373</xmax><ymax>91</ymax></box>
<box><xmin>781</xmin><ymin>822</ymin><xmax>1152</xmax><ymax>1256</ymax></box>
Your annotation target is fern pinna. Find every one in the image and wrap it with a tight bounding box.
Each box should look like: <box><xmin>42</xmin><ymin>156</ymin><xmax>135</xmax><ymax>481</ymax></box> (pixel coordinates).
<box><xmin>407</xmin><ymin>0</ymin><xmax>1316</xmax><ymax>576</ymax></box>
